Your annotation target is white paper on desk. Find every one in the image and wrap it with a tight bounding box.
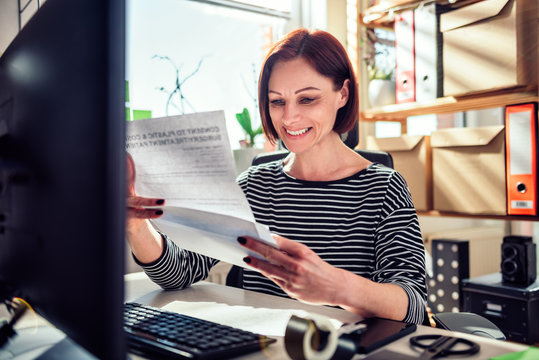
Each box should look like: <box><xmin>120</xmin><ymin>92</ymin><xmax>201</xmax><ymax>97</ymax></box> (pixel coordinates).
<box><xmin>163</xmin><ymin>301</ymin><xmax>343</xmax><ymax>337</ymax></box>
<box><xmin>126</xmin><ymin>111</ymin><xmax>277</xmax><ymax>268</ymax></box>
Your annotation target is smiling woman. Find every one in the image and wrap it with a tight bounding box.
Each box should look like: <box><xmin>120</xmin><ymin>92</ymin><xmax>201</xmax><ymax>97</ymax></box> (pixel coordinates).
<box><xmin>126</xmin><ymin>28</ymin><xmax>428</xmax><ymax>326</ymax></box>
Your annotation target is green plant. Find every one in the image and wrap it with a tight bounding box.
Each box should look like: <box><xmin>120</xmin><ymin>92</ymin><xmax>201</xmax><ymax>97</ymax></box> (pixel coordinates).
<box><xmin>366</xmin><ymin>62</ymin><xmax>393</xmax><ymax>81</ymax></box>
<box><xmin>153</xmin><ymin>54</ymin><xmax>207</xmax><ymax>115</ymax></box>
<box><xmin>361</xmin><ymin>27</ymin><xmax>394</xmax><ymax>81</ymax></box>
<box><xmin>235</xmin><ymin>108</ymin><xmax>263</xmax><ymax>147</ymax></box>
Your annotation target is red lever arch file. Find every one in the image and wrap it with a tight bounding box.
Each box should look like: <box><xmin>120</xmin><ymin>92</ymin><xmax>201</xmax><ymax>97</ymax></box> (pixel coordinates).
<box><xmin>505</xmin><ymin>103</ymin><xmax>538</xmax><ymax>215</ymax></box>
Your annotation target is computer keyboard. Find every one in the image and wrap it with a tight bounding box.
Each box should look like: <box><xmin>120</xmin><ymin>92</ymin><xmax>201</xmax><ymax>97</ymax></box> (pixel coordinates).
<box><xmin>124</xmin><ymin>302</ymin><xmax>276</xmax><ymax>359</ymax></box>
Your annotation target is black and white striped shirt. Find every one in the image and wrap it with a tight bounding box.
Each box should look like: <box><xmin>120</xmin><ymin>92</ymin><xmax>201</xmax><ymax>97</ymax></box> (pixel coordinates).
<box><xmin>139</xmin><ymin>162</ymin><xmax>427</xmax><ymax>324</ymax></box>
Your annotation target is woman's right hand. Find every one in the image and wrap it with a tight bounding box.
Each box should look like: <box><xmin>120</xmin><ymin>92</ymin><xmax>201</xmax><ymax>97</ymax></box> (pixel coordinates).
<box><xmin>126</xmin><ymin>153</ymin><xmax>165</xmax><ymax>227</ymax></box>
<box><xmin>126</xmin><ymin>153</ymin><xmax>166</xmax><ymax>263</ymax></box>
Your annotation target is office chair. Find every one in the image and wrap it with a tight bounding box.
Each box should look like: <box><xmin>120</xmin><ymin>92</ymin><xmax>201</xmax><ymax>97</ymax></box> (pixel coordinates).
<box><xmin>226</xmin><ymin>148</ymin><xmax>505</xmax><ymax>338</ymax></box>
<box><xmin>250</xmin><ymin>148</ymin><xmax>394</xmax><ymax>168</ymax></box>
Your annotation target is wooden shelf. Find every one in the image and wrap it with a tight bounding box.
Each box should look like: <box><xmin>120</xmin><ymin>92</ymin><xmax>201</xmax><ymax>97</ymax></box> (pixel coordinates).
<box><xmin>417</xmin><ymin>210</ymin><xmax>539</xmax><ymax>222</ymax></box>
<box><xmin>361</xmin><ymin>90</ymin><xmax>538</xmax><ymax>121</ymax></box>
<box><xmin>361</xmin><ymin>0</ymin><xmax>415</xmax><ymax>27</ymax></box>
<box><xmin>361</xmin><ymin>0</ymin><xmax>482</xmax><ymax>28</ymax></box>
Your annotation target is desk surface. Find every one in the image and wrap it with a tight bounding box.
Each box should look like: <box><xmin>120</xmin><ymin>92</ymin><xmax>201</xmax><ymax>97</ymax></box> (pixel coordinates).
<box><xmin>125</xmin><ymin>272</ymin><xmax>530</xmax><ymax>360</ymax></box>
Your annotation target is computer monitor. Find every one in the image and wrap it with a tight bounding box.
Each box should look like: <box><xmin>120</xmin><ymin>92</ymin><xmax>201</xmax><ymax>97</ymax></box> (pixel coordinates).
<box><xmin>0</xmin><ymin>0</ymin><xmax>126</xmax><ymax>358</ymax></box>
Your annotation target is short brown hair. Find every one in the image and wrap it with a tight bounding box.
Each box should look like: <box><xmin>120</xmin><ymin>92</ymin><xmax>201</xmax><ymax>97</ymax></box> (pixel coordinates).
<box><xmin>258</xmin><ymin>28</ymin><xmax>358</xmax><ymax>144</ymax></box>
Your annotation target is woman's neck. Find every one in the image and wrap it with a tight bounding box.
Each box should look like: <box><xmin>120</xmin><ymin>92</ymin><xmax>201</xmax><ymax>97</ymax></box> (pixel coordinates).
<box><xmin>283</xmin><ymin>133</ymin><xmax>370</xmax><ymax>181</ymax></box>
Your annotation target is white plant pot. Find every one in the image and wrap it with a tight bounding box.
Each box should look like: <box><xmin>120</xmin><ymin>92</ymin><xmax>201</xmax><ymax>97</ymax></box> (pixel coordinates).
<box><xmin>368</xmin><ymin>79</ymin><xmax>396</xmax><ymax>108</ymax></box>
<box><xmin>233</xmin><ymin>148</ymin><xmax>265</xmax><ymax>176</ymax></box>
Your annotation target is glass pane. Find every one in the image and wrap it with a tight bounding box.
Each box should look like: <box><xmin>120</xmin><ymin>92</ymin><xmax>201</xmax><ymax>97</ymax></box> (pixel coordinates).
<box><xmin>375</xmin><ymin>121</ymin><xmax>401</xmax><ymax>138</ymax></box>
<box><xmin>406</xmin><ymin>107</ymin><xmax>504</xmax><ymax>135</ymax></box>
<box><xmin>406</xmin><ymin>114</ymin><xmax>437</xmax><ymax>136</ymax></box>
<box><xmin>126</xmin><ymin>0</ymin><xmax>287</xmax><ymax>148</ymax></box>
<box><xmin>232</xmin><ymin>0</ymin><xmax>292</xmax><ymax>12</ymax></box>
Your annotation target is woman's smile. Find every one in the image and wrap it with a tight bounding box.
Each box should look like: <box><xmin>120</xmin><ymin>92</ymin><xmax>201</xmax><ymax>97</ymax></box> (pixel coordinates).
<box><xmin>285</xmin><ymin>127</ymin><xmax>312</xmax><ymax>137</ymax></box>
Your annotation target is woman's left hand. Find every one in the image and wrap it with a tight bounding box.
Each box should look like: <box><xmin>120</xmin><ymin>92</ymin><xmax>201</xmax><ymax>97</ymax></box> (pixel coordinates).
<box><xmin>238</xmin><ymin>235</ymin><xmax>347</xmax><ymax>306</ymax></box>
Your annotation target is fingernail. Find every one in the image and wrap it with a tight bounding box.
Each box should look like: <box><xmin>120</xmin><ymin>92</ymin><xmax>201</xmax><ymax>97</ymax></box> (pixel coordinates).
<box><xmin>237</xmin><ymin>237</ymin><xmax>247</xmax><ymax>245</ymax></box>
<box><xmin>156</xmin><ymin>199</ymin><xmax>165</xmax><ymax>205</ymax></box>
<box><xmin>243</xmin><ymin>257</ymin><xmax>251</xmax><ymax>264</ymax></box>
<box><xmin>155</xmin><ymin>210</ymin><xmax>163</xmax><ymax>215</ymax></box>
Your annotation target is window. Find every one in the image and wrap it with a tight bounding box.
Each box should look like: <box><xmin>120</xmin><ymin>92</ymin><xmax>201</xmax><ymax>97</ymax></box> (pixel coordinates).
<box><xmin>126</xmin><ymin>0</ymin><xmax>290</xmax><ymax>148</ymax></box>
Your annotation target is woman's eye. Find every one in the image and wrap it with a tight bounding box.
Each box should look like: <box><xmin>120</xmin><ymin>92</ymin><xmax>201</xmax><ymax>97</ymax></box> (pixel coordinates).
<box><xmin>270</xmin><ymin>99</ymin><xmax>284</xmax><ymax>106</ymax></box>
<box><xmin>299</xmin><ymin>97</ymin><xmax>315</xmax><ymax>104</ymax></box>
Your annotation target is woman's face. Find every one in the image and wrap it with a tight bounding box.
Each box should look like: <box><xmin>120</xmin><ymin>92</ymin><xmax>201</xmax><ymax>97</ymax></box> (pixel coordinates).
<box><xmin>267</xmin><ymin>57</ymin><xmax>349</xmax><ymax>154</ymax></box>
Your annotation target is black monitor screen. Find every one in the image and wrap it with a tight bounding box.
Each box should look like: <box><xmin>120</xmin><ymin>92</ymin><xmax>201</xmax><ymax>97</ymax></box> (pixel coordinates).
<box><xmin>0</xmin><ymin>0</ymin><xmax>126</xmax><ymax>358</ymax></box>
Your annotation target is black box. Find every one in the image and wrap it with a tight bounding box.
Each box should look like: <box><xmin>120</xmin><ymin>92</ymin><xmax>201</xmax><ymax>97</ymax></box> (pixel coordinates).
<box><xmin>462</xmin><ymin>273</ymin><xmax>539</xmax><ymax>344</ymax></box>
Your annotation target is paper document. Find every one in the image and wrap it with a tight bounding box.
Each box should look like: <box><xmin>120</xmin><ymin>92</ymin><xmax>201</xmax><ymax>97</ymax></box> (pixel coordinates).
<box><xmin>163</xmin><ymin>301</ymin><xmax>343</xmax><ymax>337</ymax></box>
<box><xmin>126</xmin><ymin>111</ymin><xmax>276</xmax><ymax>268</ymax></box>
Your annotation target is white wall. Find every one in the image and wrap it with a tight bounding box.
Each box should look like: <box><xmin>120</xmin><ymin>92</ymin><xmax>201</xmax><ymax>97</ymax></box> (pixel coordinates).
<box><xmin>326</xmin><ymin>0</ymin><xmax>347</xmax><ymax>46</ymax></box>
<box><xmin>0</xmin><ymin>0</ymin><xmax>46</xmax><ymax>55</ymax></box>
<box><xmin>0</xmin><ymin>0</ymin><xmax>19</xmax><ymax>55</ymax></box>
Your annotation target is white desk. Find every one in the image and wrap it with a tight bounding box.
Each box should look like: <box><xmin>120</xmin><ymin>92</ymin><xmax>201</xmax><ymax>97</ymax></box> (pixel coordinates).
<box><xmin>125</xmin><ymin>272</ymin><xmax>530</xmax><ymax>360</ymax></box>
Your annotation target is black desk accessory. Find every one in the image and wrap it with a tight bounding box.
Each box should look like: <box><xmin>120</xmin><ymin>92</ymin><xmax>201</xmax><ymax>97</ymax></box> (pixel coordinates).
<box><xmin>501</xmin><ymin>236</ymin><xmax>536</xmax><ymax>286</ymax></box>
<box><xmin>354</xmin><ymin>317</ymin><xmax>417</xmax><ymax>354</ymax></box>
<box><xmin>409</xmin><ymin>334</ymin><xmax>480</xmax><ymax>359</ymax></box>
<box><xmin>432</xmin><ymin>312</ymin><xmax>505</xmax><ymax>340</ymax></box>
<box><xmin>462</xmin><ymin>272</ymin><xmax>539</xmax><ymax>344</ymax></box>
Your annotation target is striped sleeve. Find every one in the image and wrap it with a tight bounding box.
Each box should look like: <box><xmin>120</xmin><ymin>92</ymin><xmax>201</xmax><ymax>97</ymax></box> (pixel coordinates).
<box><xmin>373</xmin><ymin>171</ymin><xmax>427</xmax><ymax>324</ymax></box>
<box><xmin>135</xmin><ymin>234</ymin><xmax>219</xmax><ymax>290</ymax></box>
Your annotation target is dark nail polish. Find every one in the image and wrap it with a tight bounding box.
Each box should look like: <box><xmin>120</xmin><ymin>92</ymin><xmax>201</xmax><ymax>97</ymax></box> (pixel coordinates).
<box><xmin>243</xmin><ymin>257</ymin><xmax>251</xmax><ymax>264</ymax></box>
<box><xmin>155</xmin><ymin>210</ymin><xmax>163</xmax><ymax>215</ymax></box>
<box><xmin>237</xmin><ymin>237</ymin><xmax>247</xmax><ymax>245</ymax></box>
<box><xmin>156</xmin><ymin>199</ymin><xmax>165</xmax><ymax>205</ymax></box>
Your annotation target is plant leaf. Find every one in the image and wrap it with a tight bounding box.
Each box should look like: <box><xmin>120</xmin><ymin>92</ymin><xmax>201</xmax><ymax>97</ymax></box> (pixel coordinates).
<box><xmin>236</xmin><ymin>108</ymin><xmax>253</xmax><ymax>135</ymax></box>
<box><xmin>253</xmin><ymin>126</ymin><xmax>263</xmax><ymax>135</ymax></box>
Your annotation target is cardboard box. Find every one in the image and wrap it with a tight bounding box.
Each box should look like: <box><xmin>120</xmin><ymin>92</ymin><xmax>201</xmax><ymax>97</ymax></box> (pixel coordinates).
<box><xmin>431</xmin><ymin>126</ymin><xmax>506</xmax><ymax>215</ymax></box>
<box><xmin>366</xmin><ymin>135</ymin><xmax>432</xmax><ymax>211</ymax></box>
<box><xmin>425</xmin><ymin>226</ymin><xmax>505</xmax><ymax>278</ymax></box>
<box><xmin>440</xmin><ymin>0</ymin><xmax>538</xmax><ymax>96</ymax></box>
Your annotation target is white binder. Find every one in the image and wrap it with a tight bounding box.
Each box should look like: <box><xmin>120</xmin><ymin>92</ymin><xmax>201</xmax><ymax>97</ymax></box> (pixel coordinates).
<box><xmin>414</xmin><ymin>3</ymin><xmax>444</xmax><ymax>102</ymax></box>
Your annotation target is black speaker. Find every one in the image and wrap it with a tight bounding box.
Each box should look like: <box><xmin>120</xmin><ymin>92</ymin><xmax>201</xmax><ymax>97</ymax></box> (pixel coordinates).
<box><xmin>501</xmin><ymin>236</ymin><xmax>536</xmax><ymax>286</ymax></box>
<box><xmin>427</xmin><ymin>239</ymin><xmax>470</xmax><ymax>314</ymax></box>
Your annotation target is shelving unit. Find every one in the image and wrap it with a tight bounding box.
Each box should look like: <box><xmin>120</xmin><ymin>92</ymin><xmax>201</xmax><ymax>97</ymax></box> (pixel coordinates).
<box><xmin>417</xmin><ymin>210</ymin><xmax>539</xmax><ymax>222</ymax></box>
<box><xmin>354</xmin><ymin>0</ymin><xmax>539</xmax><ymax>221</ymax></box>
<box><xmin>361</xmin><ymin>0</ymin><xmax>483</xmax><ymax>28</ymax></box>
<box><xmin>362</xmin><ymin>88</ymin><xmax>538</xmax><ymax>121</ymax></box>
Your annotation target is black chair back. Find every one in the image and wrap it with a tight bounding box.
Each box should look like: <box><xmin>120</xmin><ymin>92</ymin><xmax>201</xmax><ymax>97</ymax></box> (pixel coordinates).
<box><xmin>251</xmin><ymin>149</ymin><xmax>394</xmax><ymax>169</ymax></box>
